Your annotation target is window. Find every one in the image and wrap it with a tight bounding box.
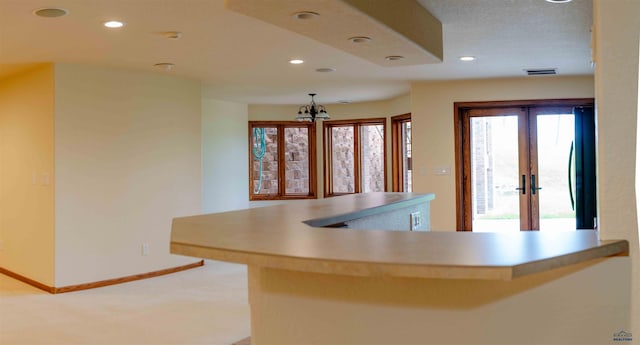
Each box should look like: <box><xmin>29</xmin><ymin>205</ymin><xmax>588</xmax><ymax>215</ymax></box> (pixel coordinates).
<box><xmin>391</xmin><ymin>113</ymin><xmax>412</xmax><ymax>192</ymax></box>
<box><xmin>249</xmin><ymin>121</ymin><xmax>316</xmax><ymax>200</ymax></box>
<box><xmin>323</xmin><ymin>118</ymin><xmax>386</xmax><ymax>196</ymax></box>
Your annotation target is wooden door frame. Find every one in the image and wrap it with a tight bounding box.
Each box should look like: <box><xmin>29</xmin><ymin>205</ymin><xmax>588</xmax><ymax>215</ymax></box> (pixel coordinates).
<box><xmin>454</xmin><ymin>98</ymin><xmax>594</xmax><ymax>231</ymax></box>
<box><xmin>391</xmin><ymin>113</ymin><xmax>411</xmax><ymax>192</ymax></box>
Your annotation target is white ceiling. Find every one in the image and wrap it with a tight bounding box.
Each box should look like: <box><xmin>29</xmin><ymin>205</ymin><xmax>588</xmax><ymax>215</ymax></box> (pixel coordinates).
<box><xmin>0</xmin><ymin>0</ymin><xmax>593</xmax><ymax>105</ymax></box>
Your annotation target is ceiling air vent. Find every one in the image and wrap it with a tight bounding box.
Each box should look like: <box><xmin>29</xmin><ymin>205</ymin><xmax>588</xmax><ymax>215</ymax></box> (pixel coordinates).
<box><xmin>525</xmin><ymin>68</ymin><xmax>558</xmax><ymax>76</ymax></box>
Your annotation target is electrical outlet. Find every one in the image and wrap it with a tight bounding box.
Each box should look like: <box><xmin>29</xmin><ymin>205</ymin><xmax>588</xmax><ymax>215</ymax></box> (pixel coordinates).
<box><xmin>142</xmin><ymin>243</ymin><xmax>150</xmax><ymax>256</ymax></box>
<box><xmin>434</xmin><ymin>165</ymin><xmax>451</xmax><ymax>176</ymax></box>
<box><xmin>410</xmin><ymin>212</ymin><xmax>422</xmax><ymax>230</ymax></box>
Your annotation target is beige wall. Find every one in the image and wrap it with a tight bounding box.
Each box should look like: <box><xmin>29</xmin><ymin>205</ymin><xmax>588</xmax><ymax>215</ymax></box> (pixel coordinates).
<box><xmin>250</xmin><ymin>258</ymin><xmax>628</xmax><ymax>345</ymax></box>
<box><xmin>54</xmin><ymin>64</ymin><xmax>202</xmax><ymax>287</ymax></box>
<box><xmin>0</xmin><ymin>64</ymin><xmax>55</xmax><ymax>285</ymax></box>
<box><xmin>202</xmin><ymin>96</ymin><xmax>249</xmax><ymax>213</ymax></box>
<box><xmin>593</xmin><ymin>0</ymin><xmax>640</xmax><ymax>334</ymax></box>
<box><xmin>249</xmin><ymin>94</ymin><xmax>411</xmax><ymax>200</ymax></box>
<box><xmin>410</xmin><ymin>76</ymin><xmax>595</xmax><ymax>230</ymax></box>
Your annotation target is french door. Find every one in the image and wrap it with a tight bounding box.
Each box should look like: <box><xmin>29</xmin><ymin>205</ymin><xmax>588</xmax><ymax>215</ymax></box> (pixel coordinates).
<box><xmin>456</xmin><ymin>100</ymin><xmax>596</xmax><ymax>232</ymax></box>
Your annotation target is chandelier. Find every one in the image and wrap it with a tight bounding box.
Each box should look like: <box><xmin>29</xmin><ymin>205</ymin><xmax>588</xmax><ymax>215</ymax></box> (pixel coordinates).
<box><xmin>296</xmin><ymin>93</ymin><xmax>329</xmax><ymax>122</ymax></box>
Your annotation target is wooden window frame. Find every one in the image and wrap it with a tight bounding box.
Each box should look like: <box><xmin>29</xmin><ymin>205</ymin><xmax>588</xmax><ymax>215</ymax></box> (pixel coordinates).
<box><xmin>248</xmin><ymin>121</ymin><xmax>317</xmax><ymax>200</ymax></box>
<box><xmin>323</xmin><ymin>118</ymin><xmax>387</xmax><ymax>197</ymax></box>
<box><xmin>453</xmin><ymin>98</ymin><xmax>595</xmax><ymax>231</ymax></box>
<box><xmin>391</xmin><ymin>113</ymin><xmax>411</xmax><ymax>192</ymax></box>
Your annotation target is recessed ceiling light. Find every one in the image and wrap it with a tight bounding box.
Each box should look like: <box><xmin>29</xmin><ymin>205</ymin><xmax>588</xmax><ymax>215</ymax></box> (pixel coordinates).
<box><xmin>545</xmin><ymin>0</ymin><xmax>572</xmax><ymax>3</ymax></box>
<box><xmin>104</xmin><ymin>21</ymin><xmax>125</xmax><ymax>28</ymax></box>
<box><xmin>289</xmin><ymin>59</ymin><xmax>304</xmax><ymax>64</ymax></box>
<box><xmin>385</xmin><ymin>55</ymin><xmax>404</xmax><ymax>61</ymax></box>
<box><xmin>292</xmin><ymin>11</ymin><xmax>319</xmax><ymax>20</ymax></box>
<box><xmin>316</xmin><ymin>68</ymin><xmax>336</xmax><ymax>73</ymax></box>
<box><xmin>33</xmin><ymin>8</ymin><xmax>69</xmax><ymax>18</ymax></box>
<box><xmin>459</xmin><ymin>56</ymin><xmax>476</xmax><ymax>61</ymax></box>
<box><xmin>348</xmin><ymin>36</ymin><xmax>372</xmax><ymax>44</ymax></box>
<box><xmin>154</xmin><ymin>63</ymin><xmax>175</xmax><ymax>71</ymax></box>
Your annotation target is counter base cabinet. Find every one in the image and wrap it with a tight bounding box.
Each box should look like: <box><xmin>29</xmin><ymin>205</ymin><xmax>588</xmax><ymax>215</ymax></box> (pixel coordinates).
<box><xmin>248</xmin><ymin>258</ymin><xmax>630</xmax><ymax>345</ymax></box>
<box><xmin>343</xmin><ymin>202</ymin><xmax>430</xmax><ymax>231</ymax></box>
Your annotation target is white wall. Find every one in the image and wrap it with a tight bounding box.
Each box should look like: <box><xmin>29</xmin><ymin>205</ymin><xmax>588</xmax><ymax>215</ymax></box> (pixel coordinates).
<box><xmin>0</xmin><ymin>64</ymin><xmax>55</xmax><ymax>285</ymax></box>
<box><xmin>54</xmin><ymin>64</ymin><xmax>202</xmax><ymax>287</ymax></box>
<box><xmin>202</xmin><ymin>96</ymin><xmax>249</xmax><ymax>213</ymax></box>
<box><xmin>410</xmin><ymin>76</ymin><xmax>595</xmax><ymax>230</ymax></box>
<box><xmin>593</xmin><ymin>0</ymin><xmax>640</xmax><ymax>335</ymax></box>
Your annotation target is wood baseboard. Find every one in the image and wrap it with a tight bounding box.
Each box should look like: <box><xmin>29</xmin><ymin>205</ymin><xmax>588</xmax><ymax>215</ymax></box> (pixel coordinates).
<box><xmin>0</xmin><ymin>260</ymin><xmax>205</xmax><ymax>294</ymax></box>
<box><xmin>0</xmin><ymin>267</ymin><xmax>56</xmax><ymax>293</ymax></box>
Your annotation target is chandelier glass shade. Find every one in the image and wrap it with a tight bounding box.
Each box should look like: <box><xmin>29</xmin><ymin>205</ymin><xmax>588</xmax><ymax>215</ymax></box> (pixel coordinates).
<box><xmin>296</xmin><ymin>93</ymin><xmax>329</xmax><ymax>122</ymax></box>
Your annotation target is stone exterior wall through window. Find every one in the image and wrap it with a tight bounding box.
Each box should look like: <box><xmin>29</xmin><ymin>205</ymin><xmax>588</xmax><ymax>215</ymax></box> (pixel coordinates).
<box><xmin>252</xmin><ymin>127</ymin><xmax>278</xmax><ymax>194</ymax></box>
<box><xmin>329</xmin><ymin>123</ymin><xmax>385</xmax><ymax>194</ymax></box>
<box><xmin>285</xmin><ymin>127</ymin><xmax>310</xmax><ymax>194</ymax></box>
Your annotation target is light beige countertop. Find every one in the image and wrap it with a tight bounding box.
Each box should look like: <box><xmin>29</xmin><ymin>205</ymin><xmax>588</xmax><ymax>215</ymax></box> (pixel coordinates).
<box><xmin>170</xmin><ymin>192</ymin><xmax>627</xmax><ymax>280</ymax></box>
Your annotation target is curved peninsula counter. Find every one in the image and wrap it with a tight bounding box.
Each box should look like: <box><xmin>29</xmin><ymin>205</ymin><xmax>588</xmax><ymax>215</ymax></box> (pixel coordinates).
<box><xmin>171</xmin><ymin>193</ymin><xmax>629</xmax><ymax>345</ymax></box>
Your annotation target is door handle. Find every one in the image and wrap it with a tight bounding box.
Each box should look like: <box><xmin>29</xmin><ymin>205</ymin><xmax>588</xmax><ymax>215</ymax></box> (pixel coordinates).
<box><xmin>515</xmin><ymin>174</ymin><xmax>526</xmax><ymax>194</ymax></box>
<box><xmin>568</xmin><ymin>141</ymin><xmax>575</xmax><ymax>211</ymax></box>
<box><xmin>531</xmin><ymin>174</ymin><xmax>542</xmax><ymax>195</ymax></box>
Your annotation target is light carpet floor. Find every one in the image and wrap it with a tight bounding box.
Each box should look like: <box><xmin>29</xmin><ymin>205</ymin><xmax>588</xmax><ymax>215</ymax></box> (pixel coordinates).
<box><xmin>0</xmin><ymin>260</ymin><xmax>250</xmax><ymax>345</ymax></box>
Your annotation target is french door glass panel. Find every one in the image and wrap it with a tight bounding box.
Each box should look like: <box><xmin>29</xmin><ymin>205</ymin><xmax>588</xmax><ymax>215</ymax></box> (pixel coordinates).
<box><xmin>535</xmin><ymin>114</ymin><xmax>576</xmax><ymax>231</ymax></box>
<box><xmin>470</xmin><ymin>115</ymin><xmax>521</xmax><ymax>232</ymax></box>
